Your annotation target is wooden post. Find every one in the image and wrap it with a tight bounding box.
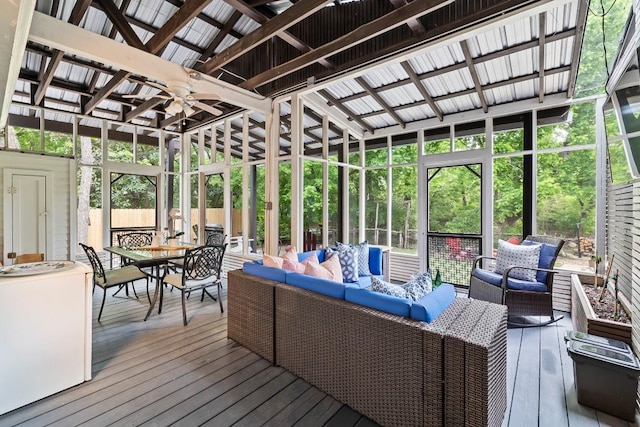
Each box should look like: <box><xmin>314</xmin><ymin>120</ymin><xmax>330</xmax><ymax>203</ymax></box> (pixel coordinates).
<box><xmin>613</xmin><ymin>270</ymin><xmax>621</xmax><ymax>321</ymax></box>
<box><xmin>598</xmin><ymin>254</ymin><xmax>615</xmax><ymax>302</ymax></box>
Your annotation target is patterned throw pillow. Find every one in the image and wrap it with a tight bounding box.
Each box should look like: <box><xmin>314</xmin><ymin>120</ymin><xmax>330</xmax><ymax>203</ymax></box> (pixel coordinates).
<box><xmin>494</xmin><ymin>239</ymin><xmax>542</xmax><ymax>282</ymax></box>
<box><xmin>370</xmin><ymin>276</ymin><xmax>408</xmax><ymax>299</ymax></box>
<box><xmin>337</xmin><ymin>241</ymin><xmax>371</xmax><ymax>277</ymax></box>
<box><xmin>404</xmin><ymin>271</ymin><xmax>433</xmax><ymax>301</ymax></box>
<box><xmin>327</xmin><ymin>246</ymin><xmax>359</xmax><ymax>282</ymax></box>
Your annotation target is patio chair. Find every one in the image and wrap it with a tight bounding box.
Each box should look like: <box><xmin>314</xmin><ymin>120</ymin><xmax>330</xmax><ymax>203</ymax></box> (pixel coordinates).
<box><xmin>79</xmin><ymin>243</ymin><xmax>148</xmax><ymax>321</ymax></box>
<box><xmin>162</xmin><ymin>244</ymin><xmax>227</xmax><ymax>325</ymax></box>
<box><xmin>469</xmin><ymin>235</ymin><xmax>565</xmax><ymax>327</ymax></box>
<box><xmin>205</xmin><ymin>232</ymin><xmax>227</xmax><ymax>245</ymax></box>
<box><xmin>117</xmin><ymin>231</ymin><xmax>155</xmax><ymax>300</ymax></box>
<box><xmin>15</xmin><ymin>253</ymin><xmax>44</xmax><ymax>264</ymax></box>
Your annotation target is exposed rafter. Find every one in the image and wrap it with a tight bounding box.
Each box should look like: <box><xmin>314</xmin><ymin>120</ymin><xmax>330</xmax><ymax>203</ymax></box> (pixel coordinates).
<box><xmin>201</xmin><ymin>0</ymin><xmax>332</xmax><ymax>74</ymax></box>
<box><xmin>241</xmin><ymin>0</ymin><xmax>455</xmax><ymax>90</ymax></box>
<box><xmin>354</xmin><ymin>76</ymin><xmax>406</xmax><ymax>129</ymax></box>
<box><xmin>460</xmin><ymin>40</ymin><xmax>488</xmax><ymax>113</ymax></box>
<box><xmin>538</xmin><ymin>12</ymin><xmax>546</xmax><ymax>103</ymax></box>
<box><xmin>84</xmin><ymin>0</ymin><xmax>214</xmax><ymax>114</ymax></box>
<box><xmin>400</xmin><ymin>61</ymin><xmax>442</xmax><ymax>121</ymax></box>
<box><xmin>318</xmin><ymin>89</ymin><xmax>374</xmax><ymax>134</ymax></box>
<box><xmin>97</xmin><ymin>0</ymin><xmax>147</xmax><ymax>51</ymax></box>
<box><xmin>33</xmin><ymin>0</ymin><xmax>93</xmax><ymax>106</ymax></box>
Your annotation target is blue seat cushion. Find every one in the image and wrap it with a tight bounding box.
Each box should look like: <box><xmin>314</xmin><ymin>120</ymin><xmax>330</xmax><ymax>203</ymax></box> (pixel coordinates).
<box><xmin>243</xmin><ymin>260</ymin><xmax>288</xmax><ymax>282</ymax></box>
<box><xmin>285</xmin><ymin>272</ymin><xmax>347</xmax><ymax>299</ymax></box>
<box><xmin>521</xmin><ymin>240</ymin><xmax>558</xmax><ymax>283</ymax></box>
<box><xmin>344</xmin><ymin>286</ymin><xmax>411</xmax><ymax>317</ymax></box>
<box><xmin>472</xmin><ymin>268</ymin><xmax>548</xmax><ymax>292</ymax></box>
<box><xmin>368</xmin><ymin>247</ymin><xmax>383</xmax><ymax>276</ymax></box>
<box><xmin>410</xmin><ymin>283</ymin><xmax>456</xmax><ymax>323</ymax></box>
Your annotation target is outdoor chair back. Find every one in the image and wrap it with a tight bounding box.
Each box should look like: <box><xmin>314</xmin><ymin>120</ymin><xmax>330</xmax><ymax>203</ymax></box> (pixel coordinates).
<box><xmin>79</xmin><ymin>243</ymin><xmax>147</xmax><ymax>321</ymax></box>
<box><xmin>163</xmin><ymin>244</ymin><xmax>227</xmax><ymax>325</ymax></box>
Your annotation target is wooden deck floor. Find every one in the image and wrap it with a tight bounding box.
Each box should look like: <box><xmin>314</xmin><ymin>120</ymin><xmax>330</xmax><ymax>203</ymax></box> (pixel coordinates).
<box><xmin>0</xmin><ymin>280</ymin><xmax>633</xmax><ymax>427</ymax></box>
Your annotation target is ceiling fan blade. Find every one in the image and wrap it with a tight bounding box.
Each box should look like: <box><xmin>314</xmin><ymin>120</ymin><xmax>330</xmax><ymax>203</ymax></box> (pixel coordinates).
<box><xmin>193</xmin><ymin>101</ymin><xmax>222</xmax><ymax>116</ymax></box>
<box><xmin>146</xmin><ymin>81</ymin><xmax>174</xmax><ymax>96</ymax></box>
<box><xmin>122</xmin><ymin>94</ymin><xmax>171</xmax><ymax>100</ymax></box>
<box><xmin>187</xmin><ymin>92</ymin><xmax>221</xmax><ymax>101</ymax></box>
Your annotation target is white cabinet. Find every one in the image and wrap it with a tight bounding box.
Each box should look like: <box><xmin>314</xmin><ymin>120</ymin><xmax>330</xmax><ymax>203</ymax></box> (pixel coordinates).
<box><xmin>0</xmin><ymin>262</ymin><xmax>93</xmax><ymax>415</ymax></box>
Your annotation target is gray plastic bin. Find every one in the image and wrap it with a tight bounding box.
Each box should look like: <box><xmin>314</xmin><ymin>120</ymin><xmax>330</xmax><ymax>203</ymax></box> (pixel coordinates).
<box><xmin>566</xmin><ymin>333</ymin><xmax>640</xmax><ymax>421</ymax></box>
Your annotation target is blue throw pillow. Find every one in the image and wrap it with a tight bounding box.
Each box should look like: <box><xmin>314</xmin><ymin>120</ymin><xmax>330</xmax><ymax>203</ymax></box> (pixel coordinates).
<box><xmin>370</xmin><ymin>276</ymin><xmax>408</xmax><ymax>299</ymax></box>
<box><xmin>337</xmin><ymin>241</ymin><xmax>372</xmax><ymax>277</ymax></box>
<box><xmin>327</xmin><ymin>246</ymin><xmax>359</xmax><ymax>283</ymax></box>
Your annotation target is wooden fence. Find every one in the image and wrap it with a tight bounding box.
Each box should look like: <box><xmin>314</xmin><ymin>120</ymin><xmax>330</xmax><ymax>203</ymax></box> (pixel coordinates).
<box><xmin>87</xmin><ymin>208</ymin><xmax>241</xmax><ymax>251</ymax></box>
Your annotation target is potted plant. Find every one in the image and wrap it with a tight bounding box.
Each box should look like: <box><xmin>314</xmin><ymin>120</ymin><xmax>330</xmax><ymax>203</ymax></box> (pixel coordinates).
<box><xmin>166</xmin><ymin>231</ymin><xmax>184</xmax><ymax>247</ymax></box>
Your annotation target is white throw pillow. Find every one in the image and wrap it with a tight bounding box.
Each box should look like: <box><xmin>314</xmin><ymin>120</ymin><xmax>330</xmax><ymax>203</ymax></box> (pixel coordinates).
<box><xmin>494</xmin><ymin>239</ymin><xmax>541</xmax><ymax>282</ymax></box>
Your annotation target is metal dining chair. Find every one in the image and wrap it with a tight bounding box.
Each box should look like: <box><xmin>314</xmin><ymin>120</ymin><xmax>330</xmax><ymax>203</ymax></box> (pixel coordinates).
<box><xmin>162</xmin><ymin>244</ymin><xmax>227</xmax><ymax>325</ymax></box>
<box><xmin>117</xmin><ymin>231</ymin><xmax>155</xmax><ymax>301</ymax></box>
<box><xmin>79</xmin><ymin>243</ymin><xmax>148</xmax><ymax>321</ymax></box>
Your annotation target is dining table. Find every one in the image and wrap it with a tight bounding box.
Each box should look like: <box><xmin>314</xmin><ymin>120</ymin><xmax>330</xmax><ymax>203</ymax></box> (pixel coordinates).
<box><xmin>104</xmin><ymin>244</ymin><xmax>193</xmax><ymax>321</ymax></box>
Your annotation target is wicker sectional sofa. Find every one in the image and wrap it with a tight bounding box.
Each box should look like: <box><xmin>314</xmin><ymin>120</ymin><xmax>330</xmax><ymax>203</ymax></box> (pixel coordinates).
<box><xmin>228</xmin><ymin>255</ymin><xmax>508</xmax><ymax>427</ymax></box>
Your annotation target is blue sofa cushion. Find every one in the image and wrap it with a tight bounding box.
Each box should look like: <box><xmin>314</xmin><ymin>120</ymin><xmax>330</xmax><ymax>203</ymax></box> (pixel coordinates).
<box><xmin>243</xmin><ymin>260</ymin><xmax>288</xmax><ymax>282</ymax></box>
<box><xmin>368</xmin><ymin>247</ymin><xmax>383</xmax><ymax>276</ymax></box>
<box><xmin>337</xmin><ymin>241</ymin><xmax>371</xmax><ymax>276</ymax></box>
<box><xmin>521</xmin><ymin>240</ymin><xmax>558</xmax><ymax>283</ymax></box>
<box><xmin>472</xmin><ymin>268</ymin><xmax>548</xmax><ymax>292</ymax></box>
<box><xmin>345</xmin><ymin>286</ymin><xmax>412</xmax><ymax>317</ymax></box>
<box><xmin>285</xmin><ymin>272</ymin><xmax>348</xmax><ymax>299</ymax></box>
<box><xmin>410</xmin><ymin>284</ymin><xmax>456</xmax><ymax>323</ymax></box>
<box><xmin>298</xmin><ymin>249</ymin><xmax>326</xmax><ymax>263</ymax></box>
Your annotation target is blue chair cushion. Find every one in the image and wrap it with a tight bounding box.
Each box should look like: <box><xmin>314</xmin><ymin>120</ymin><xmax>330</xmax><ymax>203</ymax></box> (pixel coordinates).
<box><xmin>298</xmin><ymin>249</ymin><xmax>326</xmax><ymax>263</ymax></box>
<box><xmin>410</xmin><ymin>283</ymin><xmax>456</xmax><ymax>323</ymax></box>
<box><xmin>344</xmin><ymin>286</ymin><xmax>411</xmax><ymax>317</ymax></box>
<box><xmin>472</xmin><ymin>268</ymin><xmax>548</xmax><ymax>292</ymax></box>
<box><xmin>368</xmin><ymin>247</ymin><xmax>383</xmax><ymax>276</ymax></box>
<box><xmin>521</xmin><ymin>240</ymin><xmax>558</xmax><ymax>283</ymax></box>
<box><xmin>285</xmin><ymin>272</ymin><xmax>347</xmax><ymax>299</ymax></box>
<box><xmin>243</xmin><ymin>260</ymin><xmax>288</xmax><ymax>282</ymax></box>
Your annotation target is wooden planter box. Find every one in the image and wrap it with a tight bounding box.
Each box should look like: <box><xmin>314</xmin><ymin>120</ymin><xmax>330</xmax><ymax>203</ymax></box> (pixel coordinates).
<box><xmin>570</xmin><ymin>274</ymin><xmax>632</xmax><ymax>345</ymax></box>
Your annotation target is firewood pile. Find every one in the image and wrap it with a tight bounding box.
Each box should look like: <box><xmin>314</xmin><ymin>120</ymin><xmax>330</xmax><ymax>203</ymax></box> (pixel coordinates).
<box><xmin>579</xmin><ymin>236</ymin><xmax>594</xmax><ymax>253</ymax></box>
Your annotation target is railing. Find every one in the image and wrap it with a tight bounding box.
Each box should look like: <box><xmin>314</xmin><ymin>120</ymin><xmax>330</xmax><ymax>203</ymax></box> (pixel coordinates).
<box><xmin>427</xmin><ymin>233</ymin><xmax>482</xmax><ymax>288</ymax></box>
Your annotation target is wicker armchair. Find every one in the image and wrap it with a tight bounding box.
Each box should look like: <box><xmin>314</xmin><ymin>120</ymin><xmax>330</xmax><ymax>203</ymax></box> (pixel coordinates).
<box><xmin>469</xmin><ymin>235</ymin><xmax>564</xmax><ymax>327</ymax></box>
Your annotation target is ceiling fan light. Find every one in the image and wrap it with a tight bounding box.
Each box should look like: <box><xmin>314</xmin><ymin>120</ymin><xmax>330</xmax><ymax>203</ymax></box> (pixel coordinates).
<box><xmin>182</xmin><ymin>103</ymin><xmax>195</xmax><ymax>117</ymax></box>
<box><xmin>165</xmin><ymin>100</ymin><xmax>183</xmax><ymax>115</ymax></box>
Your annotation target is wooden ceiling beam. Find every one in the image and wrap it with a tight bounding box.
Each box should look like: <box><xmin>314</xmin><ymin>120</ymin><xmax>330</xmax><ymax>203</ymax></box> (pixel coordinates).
<box><xmin>567</xmin><ymin>2</ymin><xmax>589</xmax><ymax>98</ymax></box>
<box><xmin>356</xmin><ymin>66</ymin><xmax>571</xmax><ymax>119</ymax></box>
<box><xmin>401</xmin><ymin>61</ymin><xmax>442</xmax><ymax>121</ymax></box>
<box><xmin>355</xmin><ymin>76</ymin><xmax>406</xmax><ymax>128</ymax></box>
<box><xmin>33</xmin><ymin>0</ymin><xmax>93</xmax><ymax>105</ymax></box>
<box><xmin>222</xmin><ymin>0</ymin><xmax>335</xmax><ymax>70</ymax></box>
<box><xmin>240</xmin><ymin>0</ymin><xmax>454</xmax><ymax>89</ymax></box>
<box><xmin>84</xmin><ymin>0</ymin><xmax>213</xmax><ymax>114</ymax></box>
<box><xmin>199</xmin><ymin>11</ymin><xmax>243</xmax><ymax>62</ymax></box>
<box><xmin>460</xmin><ymin>40</ymin><xmax>488</xmax><ymax>113</ymax></box>
<box><xmin>538</xmin><ymin>12</ymin><xmax>545</xmax><ymax>103</ymax></box>
<box><xmin>97</xmin><ymin>0</ymin><xmax>147</xmax><ymax>51</ymax></box>
<box><xmin>125</xmin><ymin>97</ymin><xmax>164</xmax><ymax>122</ymax></box>
<box><xmin>388</xmin><ymin>0</ymin><xmax>426</xmax><ymax>36</ymax></box>
<box><xmin>318</xmin><ymin>89</ymin><xmax>374</xmax><ymax>134</ymax></box>
<box><xmin>201</xmin><ymin>0</ymin><xmax>332</xmax><ymax>74</ymax></box>
<box><xmin>330</xmin><ymin>28</ymin><xmax>576</xmax><ymax>104</ymax></box>
<box><xmin>163</xmin><ymin>0</ymin><xmax>244</xmax><ymax>39</ymax></box>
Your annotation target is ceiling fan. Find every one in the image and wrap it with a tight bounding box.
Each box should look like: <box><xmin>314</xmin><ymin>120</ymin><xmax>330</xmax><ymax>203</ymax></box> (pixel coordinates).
<box><xmin>124</xmin><ymin>80</ymin><xmax>223</xmax><ymax>117</ymax></box>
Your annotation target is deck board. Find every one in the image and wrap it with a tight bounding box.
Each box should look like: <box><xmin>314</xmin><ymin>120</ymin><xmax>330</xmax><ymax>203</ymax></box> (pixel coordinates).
<box><xmin>0</xmin><ymin>280</ymin><xmax>633</xmax><ymax>427</ymax></box>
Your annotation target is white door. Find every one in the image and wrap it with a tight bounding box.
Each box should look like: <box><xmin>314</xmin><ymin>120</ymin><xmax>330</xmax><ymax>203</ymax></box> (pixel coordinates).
<box><xmin>3</xmin><ymin>170</ymin><xmax>51</xmax><ymax>264</ymax></box>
